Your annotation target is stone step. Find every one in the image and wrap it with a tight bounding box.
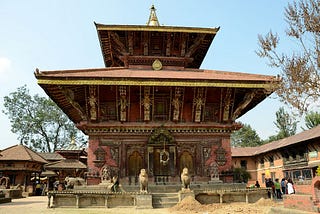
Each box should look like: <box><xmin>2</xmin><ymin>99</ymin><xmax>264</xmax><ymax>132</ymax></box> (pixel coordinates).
<box><xmin>152</xmin><ymin>192</ymin><xmax>179</xmax><ymax>208</ymax></box>
<box><xmin>153</xmin><ymin>201</ymin><xmax>178</xmax><ymax>208</ymax></box>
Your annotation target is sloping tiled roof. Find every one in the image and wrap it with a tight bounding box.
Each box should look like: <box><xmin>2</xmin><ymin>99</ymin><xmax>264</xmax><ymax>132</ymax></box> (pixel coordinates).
<box><xmin>38</xmin><ymin>152</ymin><xmax>65</xmax><ymax>161</ymax></box>
<box><xmin>231</xmin><ymin>147</ymin><xmax>258</xmax><ymax>157</ymax></box>
<box><xmin>44</xmin><ymin>159</ymin><xmax>87</xmax><ymax>170</ymax></box>
<box><xmin>36</xmin><ymin>67</ymin><xmax>276</xmax><ymax>83</ymax></box>
<box><xmin>232</xmin><ymin>125</ymin><xmax>320</xmax><ymax>157</ymax></box>
<box><xmin>0</xmin><ymin>144</ymin><xmax>47</xmax><ymax>164</ymax></box>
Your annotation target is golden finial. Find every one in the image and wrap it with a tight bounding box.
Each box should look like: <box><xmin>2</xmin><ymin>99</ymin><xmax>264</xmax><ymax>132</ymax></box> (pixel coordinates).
<box><xmin>147</xmin><ymin>4</ymin><xmax>160</xmax><ymax>26</ymax></box>
<box><xmin>71</xmin><ymin>136</ymin><xmax>76</xmax><ymax>145</ymax></box>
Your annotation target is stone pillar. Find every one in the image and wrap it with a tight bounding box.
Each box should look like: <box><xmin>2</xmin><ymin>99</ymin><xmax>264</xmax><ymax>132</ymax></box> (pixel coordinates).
<box><xmin>76</xmin><ymin>194</ymin><xmax>80</xmax><ymax>208</ymax></box>
<box><xmin>219</xmin><ymin>193</ymin><xmax>223</xmax><ymax>204</ymax></box>
<box><xmin>104</xmin><ymin>195</ymin><xmax>109</xmax><ymax>208</ymax></box>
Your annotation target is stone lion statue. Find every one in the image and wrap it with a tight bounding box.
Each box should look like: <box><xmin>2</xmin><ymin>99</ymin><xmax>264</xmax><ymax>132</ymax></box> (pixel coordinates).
<box><xmin>181</xmin><ymin>167</ymin><xmax>190</xmax><ymax>190</ymax></box>
<box><xmin>64</xmin><ymin>176</ymin><xmax>86</xmax><ymax>189</ymax></box>
<box><xmin>0</xmin><ymin>176</ymin><xmax>10</xmax><ymax>189</ymax></box>
<box><xmin>139</xmin><ymin>169</ymin><xmax>148</xmax><ymax>193</ymax></box>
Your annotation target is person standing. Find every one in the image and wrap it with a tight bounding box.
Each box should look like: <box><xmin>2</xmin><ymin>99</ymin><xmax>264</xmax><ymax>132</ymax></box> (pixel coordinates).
<box><xmin>287</xmin><ymin>178</ymin><xmax>295</xmax><ymax>194</ymax></box>
<box><xmin>274</xmin><ymin>178</ymin><xmax>282</xmax><ymax>199</ymax></box>
<box><xmin>281</xmin><ymin>178</ymin><xmax>287</xmax><ymax>194</ymax></box>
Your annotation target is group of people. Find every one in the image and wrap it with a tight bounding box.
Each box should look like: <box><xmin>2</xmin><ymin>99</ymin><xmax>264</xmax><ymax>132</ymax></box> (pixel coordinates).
<box><xmin>264</xmin><ymin>177</ymin><xmax>295</xmax><ymax>199</ymax></box>
<box><xmin>35</xmin><ymin>181</ymin><xmax>47</xmax><ymax>196</ymax></box>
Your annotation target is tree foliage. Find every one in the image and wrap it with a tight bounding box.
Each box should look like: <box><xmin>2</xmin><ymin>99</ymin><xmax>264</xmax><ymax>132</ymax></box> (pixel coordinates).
<box><xmin>231</xmin><ymin>123</ymin><xmax>262</xmax><ymax>147</ymax></box>
<box><xmin>274</xmin><ymin>107</ymin><xmax>297</xmax><ymax>138</ymax></box>
<box><xmin>304</xmin><ymin>111</ymin><xmax>320</xmax><ymax>129</ymax></box>
<box><xmin>256</xmin><ymin>0</ymin><xmax>320</xmax><ymax>114</ymax></box>
<box><xmin>264</xmin><ymin>107</ymin><xmax>297</xmax><ymax>143</ymax></box>
<box><xmin>2</xmin><ymin>85</ymin><xmax>87</xmax><ymax>152</ymax></box>
<box><xmin>233</xmin><ymin>167</ymin><xmax>252</xmax><ymax>183</ymax></box>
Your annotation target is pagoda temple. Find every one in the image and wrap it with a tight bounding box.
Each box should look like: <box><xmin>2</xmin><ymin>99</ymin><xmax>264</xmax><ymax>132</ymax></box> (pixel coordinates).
<box><xmin>35</xmin><ymin>6</ymin><xmax>278</xmax><ymax>185</ymax></box>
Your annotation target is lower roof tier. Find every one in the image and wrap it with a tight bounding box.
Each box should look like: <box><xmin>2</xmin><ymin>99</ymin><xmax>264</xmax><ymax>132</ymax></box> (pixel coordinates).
<box><xmin>35</xmin><ymin>67</ymin><xmax>278</xmax><ymax>128</ymax></box>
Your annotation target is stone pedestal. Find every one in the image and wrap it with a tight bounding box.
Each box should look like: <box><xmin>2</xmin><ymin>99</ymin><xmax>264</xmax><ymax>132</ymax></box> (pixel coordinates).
<box><xmin>0</xmin><ymin>192</ymin><xmax>11</xmax><ymax>204</ymax></box>
<box><xmin>135</xmin><ymin>193</ymin><xmax>153</xmax><ymax>209</ymax></box>
<box><xmin>178</xmin><ymin>190</ymin><xmax>195</xmax><ymax>202</ymax></box>
<box><xmin>208</xmin><ymin>178</ymin><xmax>223</xmax><ymax>184</ymax></box>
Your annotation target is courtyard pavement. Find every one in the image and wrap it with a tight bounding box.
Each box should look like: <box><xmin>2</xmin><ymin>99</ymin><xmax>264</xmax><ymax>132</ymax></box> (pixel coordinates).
<box><xmin>0</xmin><ymin>196</ymin><xmax>317</xmax><ymax>214</ymax></box>
<box><xmin>0</xmin><ymin>196</ymin><xmax>168</xmax><ymax>214</ymax></box>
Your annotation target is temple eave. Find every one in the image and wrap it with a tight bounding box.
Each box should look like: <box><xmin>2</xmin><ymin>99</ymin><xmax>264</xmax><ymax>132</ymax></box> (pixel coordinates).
<box><xmin>37</xmin><ymin>79</ymin><xmax>275</xmax><ymax>89</ymax></box>
<box><xmin>79</xmin><ymin>123</ymin><xmax>241</xmax><ymax>135</ymax></box>
<box><xmin>94</xmin><ymin>23</ymin><xmax>220</xmax><ymax>34</ymax></box>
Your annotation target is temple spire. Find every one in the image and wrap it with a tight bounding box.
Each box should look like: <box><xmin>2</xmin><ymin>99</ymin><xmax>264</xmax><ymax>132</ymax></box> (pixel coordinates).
<box><xmin>147</xmin><ymin>5</ymin><xmax>160</xmax><ymax>26</ymax></box>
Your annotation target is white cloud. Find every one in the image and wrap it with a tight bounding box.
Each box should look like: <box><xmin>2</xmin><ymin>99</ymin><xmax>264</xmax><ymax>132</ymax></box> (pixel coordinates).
<box><xmin>0</xmin><ymin>57</ymin><xmax>11</xmax><ymax>73</ymax></box>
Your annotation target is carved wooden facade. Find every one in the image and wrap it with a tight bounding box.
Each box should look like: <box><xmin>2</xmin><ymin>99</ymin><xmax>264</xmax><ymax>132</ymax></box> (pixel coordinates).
<box><xmin>35</xmin><ymin>6</ymin><xmax>277</xmax><ymax>184</ymax></box>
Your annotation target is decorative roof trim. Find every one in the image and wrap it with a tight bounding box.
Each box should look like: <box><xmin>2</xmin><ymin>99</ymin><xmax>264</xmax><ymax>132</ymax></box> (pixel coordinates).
<box><xmin>95</xmin><ymin>23</ymin><xmax>220</xmax><ymax>34</ymax></box>
<box><xmin>37</xmin><ymin>79</ymin><xmax>273</xmax><ymax>89</ymax></box>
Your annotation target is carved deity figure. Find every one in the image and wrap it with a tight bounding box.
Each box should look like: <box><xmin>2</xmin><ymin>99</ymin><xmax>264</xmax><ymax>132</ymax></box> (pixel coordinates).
<box><xmin>172</xmin><ymin>97</ymin><xmax>181</xmax><ymax>121</ymax></box>
<box><xmin>194</xmin><ymin>97</ymin><xmax>204</xmax><ymax>122</ymax></box>
<box><xmin>119</xmin><ymin>95</ymin><xmax>127</xmax><ymax>121</ymax></box>
<box><xmin>142</xmin><ymin>96</ymin><xmax>151</xmax><ymax>121</ymax></box>
<box><xmin>88</xmin><ymin>94</ymin><xmax>97</xmax><ymax>120</ymax></box>
<box><xmin>101</xmin><ymin>166</ymin><xmax>112</xmax><ymax>182</ymax></box>
<box><xmin>210</xmin><ymin>162</ymin><xmax>219</xmax><ymax>180</ymax></box>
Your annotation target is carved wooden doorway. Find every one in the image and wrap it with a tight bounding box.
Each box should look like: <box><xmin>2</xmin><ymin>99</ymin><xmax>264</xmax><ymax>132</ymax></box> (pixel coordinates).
<box><xmin>128</xmin><ymin>151</ymin><xmax>142</xmax><ymax>177</ymax></box>
<box><xmin>179</xmin><ymin>151</ymin><xmax>194</xmax><ymax>175</ymax></box>
<box><xmin>153</xmin><ymin>147</ymin><xmax>170</xmax><ymax>176</ymax></box>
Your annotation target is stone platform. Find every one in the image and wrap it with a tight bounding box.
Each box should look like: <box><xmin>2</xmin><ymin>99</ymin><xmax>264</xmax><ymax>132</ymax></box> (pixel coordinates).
<box><xmin>48</xmin><ymin>183</ymin><xmax>269</xmax><ymax>209</ymax></box>
<box><xmin>0</xmin><ymin>191</ymin><xmax>11</xmax><ymax>204</ymax></box>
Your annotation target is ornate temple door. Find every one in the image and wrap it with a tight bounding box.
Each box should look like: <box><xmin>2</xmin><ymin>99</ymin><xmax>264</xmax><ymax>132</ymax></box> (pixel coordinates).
<box><xmin>179</xmin><ymin>151</ymin><xmax>194</xmax><ymax>175</ymax></box>
<box><xmin>153</xmin><ymin>148</ymin><xmax>170</xmax><ymax>176</ymax></box>
<box><xmin>128</xmin><ymin>151</ymin><xmax>142</xmax><ymax>177</ymax></box>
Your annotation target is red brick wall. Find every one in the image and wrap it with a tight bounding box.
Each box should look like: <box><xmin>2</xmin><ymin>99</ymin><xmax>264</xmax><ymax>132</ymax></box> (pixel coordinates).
<box><xmin>294</xmin><ymin>182</ymin><xmax>312</xmax><ymax>194</ymax></box>
<box><xmin>283</xmin><ymin>194</ymin><xmax>314</xmax><ymax>212</ymax></box>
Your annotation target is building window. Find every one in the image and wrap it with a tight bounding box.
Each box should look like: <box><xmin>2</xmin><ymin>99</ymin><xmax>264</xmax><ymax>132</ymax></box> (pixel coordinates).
<box><xmin>302</xmin><ymin>169</ymin><xmax>312</xmax><ymax>179</ymax></box>
<box><xmin>271</xmin><ymin>172</ymin><xmax>276</xmax><ymax>181</ymax></box>
<box><xmin>259</xmin><ymin>159</ymin><xmax>264</xmax><ymax>168</ymax></box>
<box><xmin>269</xmin><ymin>156</ymin><xmax>274</xmax><ymax>167</ymax></box>
<box><xmin>262</xmin><ymin>173</ymin><xmax>265</xmax><ymax>183</ymax></box>
<box><xmin>240</xmin><ymin>160</ymin><xmax>247</xmax><ymax>170</ymax></box>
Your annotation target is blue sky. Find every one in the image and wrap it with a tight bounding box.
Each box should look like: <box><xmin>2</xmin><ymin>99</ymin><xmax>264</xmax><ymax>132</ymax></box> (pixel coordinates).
<box><xmin>0</xmin><ymin>1</ymin><xmax>295</xmax><ymax>149</ymax></box>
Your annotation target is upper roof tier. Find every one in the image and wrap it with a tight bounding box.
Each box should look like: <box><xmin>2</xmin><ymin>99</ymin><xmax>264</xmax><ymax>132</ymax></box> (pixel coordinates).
<box><xmin>95</xmin><ymin>5</ymin><xmax>219</xmax><ymax>69</ymax></box>
<box><xmin>95</xmin><ymin>23</ymin><xmax>220</xmax><ymax>69</ymax></box>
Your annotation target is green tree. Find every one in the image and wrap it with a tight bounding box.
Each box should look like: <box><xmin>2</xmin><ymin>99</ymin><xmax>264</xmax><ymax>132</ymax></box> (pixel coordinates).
<box><xmin>231</xmin><ymin>123</ymin><xmax>262</xmax><ymax>147</ymax></box>
<box><xmin>256</xmin><ymin>0</ymin><xmax>320</xmax><ymax>114</ymax></box>
<box><xmin>304</xmin><ymin>111</ymin><xmax>320</xmax><ymax>129</ymax></box>
<box><xmin>274</xmin><ymin>107</ymin><xmax>297</xmax><ymax>139</ymax></box>
<box><xmin>3</xmin><ymin>85</ymin><xmax>87</xmax><ymax>152</ymax></box>
<box><xmin>233</xmin><ymin>167</ymin><xmax>252</xmax><ymax>183</ymax></box>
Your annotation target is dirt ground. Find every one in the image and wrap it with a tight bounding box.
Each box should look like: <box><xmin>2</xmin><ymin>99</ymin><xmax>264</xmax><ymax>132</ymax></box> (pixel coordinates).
<box><xmin>0</xmin><ymin>195</ymin><xmax>315</xmax><ymax>214</ymax></box>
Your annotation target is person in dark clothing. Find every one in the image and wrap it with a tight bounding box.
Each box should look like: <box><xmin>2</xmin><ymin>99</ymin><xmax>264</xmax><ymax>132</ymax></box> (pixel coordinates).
<box><xmin>281</xmin><ymin>178</ymin><xmax>287</xmax><ymax>195</ymax></box>
<box><xmin>255</xmin><ymin>180</ymin><xmax>260</xmax><ymax>188</ymax></box>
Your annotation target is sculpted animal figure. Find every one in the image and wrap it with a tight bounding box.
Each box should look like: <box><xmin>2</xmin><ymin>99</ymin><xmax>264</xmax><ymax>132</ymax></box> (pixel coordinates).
<box><xmin>64</xmin><ymin>176</ymin><xmax>86</xmax><ymax>189</ymax></box>
<box><xmin>139</xmin><ymin>169</ymin><xmax>148</xmax><ymax>193</ymax></box>
<box><xmin>0</xmin><ymin>176</ymin><xmax>10</xmax><ymax>189</ymax></box>
<box><xmin>181</xmin><ymin>167</ymin><xmax>190</xmax><ymax>190</ymax></box>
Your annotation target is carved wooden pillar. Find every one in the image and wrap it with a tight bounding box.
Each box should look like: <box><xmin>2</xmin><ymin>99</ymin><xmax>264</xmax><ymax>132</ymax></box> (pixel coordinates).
<box><xmin>148</xmin><ymin>147</ymin><xmax>154</xmax><ymax>176</ymax></box>
<box><xmin>193</xmin><ymin>88</ymin><xmax>205</xmax><ymax>122</ymax></box>
<box><xmin>172</xmin><ymin>87</ymin><xmax>183</xmax><ymax>122</ymax></box>
<box><xmin>88</xmin><ymin>86</ymin><xmax>97</xmax><ymax>121</ymax></box>
<box><xmin>142</xmin><ymin>87</ymin><xmax>151</xmax><ymax>121</ymax></box>
<box><xmin>119</xmin><ymin>86</ymin><xmax>127</xmax><ymax>122</ymax></box>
